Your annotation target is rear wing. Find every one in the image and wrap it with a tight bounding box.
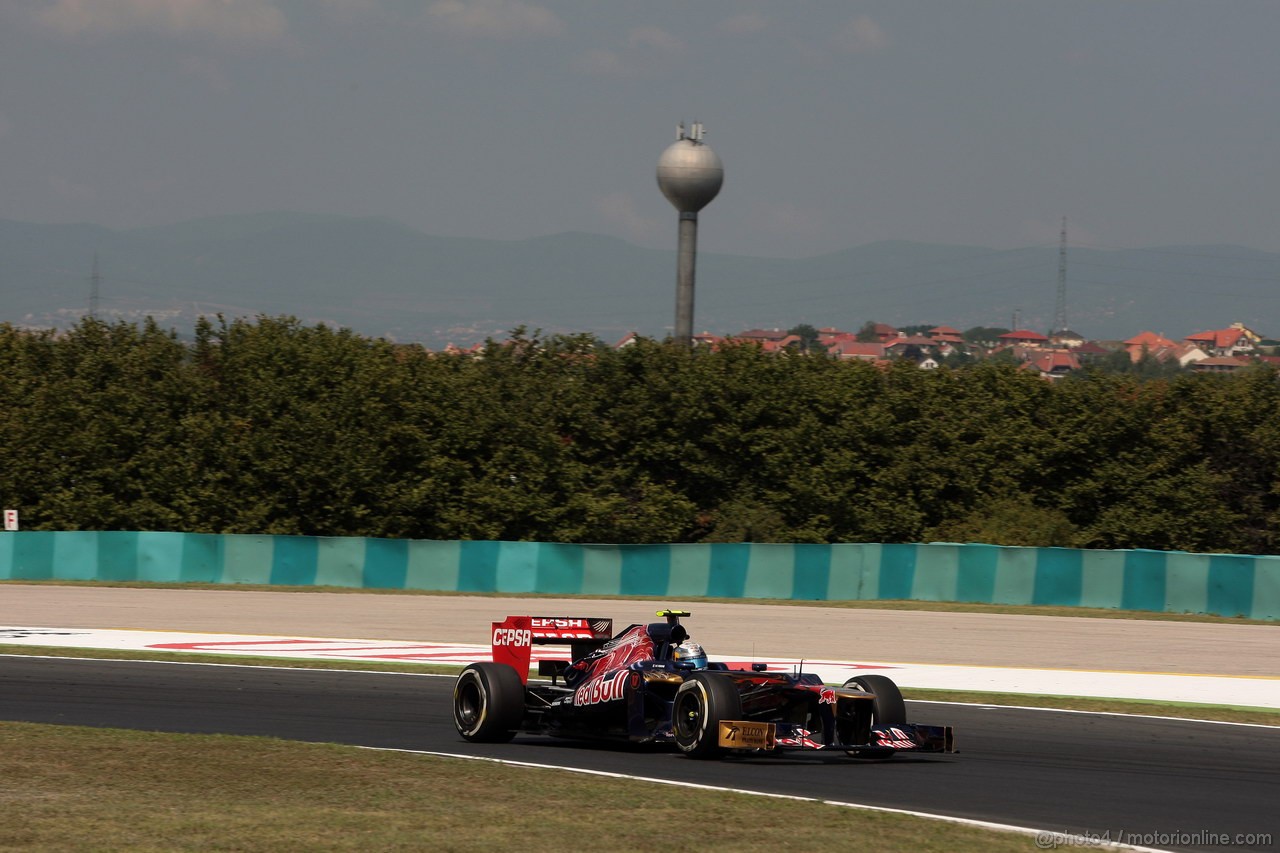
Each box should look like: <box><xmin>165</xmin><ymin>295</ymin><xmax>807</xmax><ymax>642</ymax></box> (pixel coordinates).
<box><xmin>491</xmin><ymin>616</ymin><xmax>613</xmax><ymax>684</ymax></box>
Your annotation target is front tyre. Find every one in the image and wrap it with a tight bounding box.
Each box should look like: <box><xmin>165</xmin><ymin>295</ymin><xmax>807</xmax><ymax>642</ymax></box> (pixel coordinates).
<box><xmin>842</xmin><ymin>674</ymin><xmax>906</xmax><ymax>759</ymax></box>
<box><xmin>672</xmin><ymin>673</ymin><xmax>743</xmax><ymax>759</ymax></box>
<box><xmin>842</xmin><ymin>674</ymin><xmax>906</xmax><ymax>726</ymax></box>
<box><xmin>453</xmin><ymin>662</ymin><xmax>525</xmax><ymax>743</ymax></box>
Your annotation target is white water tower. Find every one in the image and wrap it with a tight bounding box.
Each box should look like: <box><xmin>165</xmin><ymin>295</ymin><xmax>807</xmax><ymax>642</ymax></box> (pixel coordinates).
<box><xmin>657</xmin><ymin>122</ymin><xmax>723</xmax><ymax>346</ymax></box>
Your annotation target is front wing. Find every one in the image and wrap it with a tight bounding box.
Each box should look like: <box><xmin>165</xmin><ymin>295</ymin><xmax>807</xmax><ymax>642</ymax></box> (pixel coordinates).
<box><xmin>721</xmin><ymin>720</ymin><xmax>955</xmax><ymax>754</ymax></box>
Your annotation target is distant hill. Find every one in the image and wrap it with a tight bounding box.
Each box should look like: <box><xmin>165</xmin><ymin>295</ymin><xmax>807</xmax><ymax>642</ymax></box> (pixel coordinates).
<box><xmin>2</xmin><ymin>213</ymin><xmax>1277</xmax><ymax>347</ymax></box>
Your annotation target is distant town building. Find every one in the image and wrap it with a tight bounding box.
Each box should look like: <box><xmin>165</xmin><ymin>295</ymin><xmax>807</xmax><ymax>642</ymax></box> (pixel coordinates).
<box><xmin>735</xmin><ymin>328</ymin><xmax>791</xmax><ymax>343</ymax></box>
<box><xmin>1123</xmin><ymin>331</ymin><xmax>1179</xmax><ymax>362</ymax></box>
<box><xmin>884</xmin><ymin>335</ymin><xmax>937</xmax><ymax>358</ymax></box>
<box><xmin>592</xmin><ymin>317</ymin><xmax>1276</xmax><ymax>377</ymax></box>
<box><xmin>870</xmin><ymin>323</ymin><xmax>902</xmax><ymax>343</ymax></box>
<box><xmin>1049</xmin><ymin>329</ymin><xmax>1086</xmax><ymax>348</ymax></box>
<box><xmin>927</xmin><ymin>325</ymin><xmax>966</xmax><ymax>346</ymax></box>
<box><xmin>998</xmin><ymin>329</ymin><xmax>1050</xmax><ymax>347</ymax></box>
<box><xmin>1183</xmin><ymin>325</ymin><xmax>1257</xmax><ymax>358</ymax></box>
<box><xmin>1030</xmin><ymin>350</ymin><xmax>1081</xmax><ymax>380</ymax></box>
<box><xmin>1190</xmin><ymin>356</ymin><xmax>1249</xmax><ymax>373</ymax></box>
<box><xmin>1069</xmin><ymin>340</ymin><xmax>1111</xmax><ymax>362</ymax></box>
<box><xmin>614</xmin><ymin>331</ymin><xmax>641</xmax><ymax>349</ymax></box>
<box><xmin>825</xmin><ymin>339</ymin><xmax>885</xmax><ymax>361</ymax></box>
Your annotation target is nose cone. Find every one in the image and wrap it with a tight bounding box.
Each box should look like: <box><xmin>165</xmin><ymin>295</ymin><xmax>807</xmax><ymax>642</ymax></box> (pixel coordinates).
<box><xmin>657</xmin><ymin>138</ymin><xmax>724</xmax><ymax>213</ymax></box>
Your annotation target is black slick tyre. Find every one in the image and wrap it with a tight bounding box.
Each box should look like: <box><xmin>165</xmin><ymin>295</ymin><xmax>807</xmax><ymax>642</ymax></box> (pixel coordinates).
<box><xmin>672</xmin><ymin>673</ymin><xmax>743</xmax><ymax>759</ymax></box>
<box><xmin>842</xmin><ymin>674</ymin><xmax>907</xmax><ymax>758</ymax></box>
<box><xmin>453</xmin><ymin>662</ymin><xmax>525</xmax><ymax>743</ymax></box>
<box><xmin>842</xmin><ymin>674</ymin><xmax>907</xmax><ymax>726</ymax></box>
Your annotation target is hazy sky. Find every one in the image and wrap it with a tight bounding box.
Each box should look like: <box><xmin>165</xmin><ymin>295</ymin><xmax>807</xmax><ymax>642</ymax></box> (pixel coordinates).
<box><xmin>2</xmin><ymin>0</ymin><xmax>1277</xmax><ymax>258</ymax></box>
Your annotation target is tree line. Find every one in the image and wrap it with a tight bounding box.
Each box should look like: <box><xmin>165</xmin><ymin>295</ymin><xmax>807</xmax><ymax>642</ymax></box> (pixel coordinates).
<box><xmin>1</xmin><ymin>317</ymin><xmax>1277</xmax><ymax>554</ymax></box>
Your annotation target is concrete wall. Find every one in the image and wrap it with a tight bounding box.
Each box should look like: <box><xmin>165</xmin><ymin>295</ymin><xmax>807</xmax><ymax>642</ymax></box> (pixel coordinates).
<box><xmin>0</xmin><ymin>532</ymin><xmax>1274</xmax><ymax>620</ymax></box>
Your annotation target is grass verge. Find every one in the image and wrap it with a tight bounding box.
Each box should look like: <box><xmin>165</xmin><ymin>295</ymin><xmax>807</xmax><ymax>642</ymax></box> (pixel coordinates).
<box><xmin>0</xmin><ymin>721</ymin><xmax>1028</xmax><ymax>853</ymax></box>
<box><xmin>4</xmin><ymin>643</ymin><xmax>1277</xmax><ymax>726</ymax></box>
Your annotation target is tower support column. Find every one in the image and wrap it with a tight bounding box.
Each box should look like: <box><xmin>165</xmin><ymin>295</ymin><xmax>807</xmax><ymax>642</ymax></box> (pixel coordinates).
<box><xmin>674</xmin><ymin>212</ymin><xmax>698</xmax><ymax>347</ymax></box>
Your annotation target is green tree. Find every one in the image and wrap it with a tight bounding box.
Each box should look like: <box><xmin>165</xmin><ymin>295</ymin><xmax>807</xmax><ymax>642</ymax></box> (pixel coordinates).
<box><xmin>3</xmin><ymin>315</ymin><xmax>1277</xmax><ymax>553</ymax></box>
<box><xmin>925</xmin><ymin>498</ymin><xmax>1079</xmax><ymax>547</ymax></box>
<box><xmin>786</xmin><ymin>323</ymin><xmax>821</xmax><ymax>353</ymax></box>
<box><xmin>962</xmin><ymin>326</ymin><xmax>1009</xmax><ymax>346</ymax></box>
<box><xmin>0</xmin><ymin>318</ymin><xmax>195</xmax><ymax>530</ymax></box>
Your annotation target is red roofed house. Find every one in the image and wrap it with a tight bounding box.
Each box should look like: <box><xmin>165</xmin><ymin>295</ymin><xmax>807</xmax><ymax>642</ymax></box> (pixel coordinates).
<box><xmin>998</xmin><ymin>329</ymin><xmax>1050</xmax><ymax>348</ymax></box>
<box><xmin>870</xmin><ymin>323</ymin><xmax>901</xmax><ymax>343</ymax></box>
<box><xmin>1123</xmin><ymin>331</ymin><xmax>1178</xmax><ymax>362</ymax></box>
<box><xmin>826</xmin><ymin>339</ymin><xmax>885</xmax><ymax>362</ymax></box>
<box><xmin>884</xmin><ymin>335</ymin><xmax>938</xmax><ymax>357</ymax></box>
<box><xmin>928</xmin><ymin>325</ymin><xmax>965</xmax><ymax>344</ymax></box>
<box><xmin>1030</xmin><ymin>350</ymin><xmax>1081</xmax><ymax>380</ymax></box>
<box><xmin>927</xmin><ymin>326</ymin><xmax>967</xmax><ymax>356</ymax></box>
<box><xmin>759</xmin><ymin>335</ymin><xmax>803</xmax><ymax>353</ymax></box>
<box><xmin>1183</xmin><ymin>325</ymin><xmax>1257</xmax><ymax>358</ymax></box>
<box><xmin>1070</xmin><ymin>340</ymin><xmax>1111</xmax><ymax>362</ymax></box>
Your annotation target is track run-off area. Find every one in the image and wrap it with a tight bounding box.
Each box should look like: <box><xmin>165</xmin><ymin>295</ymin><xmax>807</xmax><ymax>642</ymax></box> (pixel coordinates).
<box><xmin>1</xmin><ymin>584</ymin><xmax>1277</xmax><ymax>852</ymax></box>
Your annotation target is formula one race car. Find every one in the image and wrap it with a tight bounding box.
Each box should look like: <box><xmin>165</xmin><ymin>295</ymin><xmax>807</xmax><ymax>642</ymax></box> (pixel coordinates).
<box><xmin>452</xmin><ymin>610</ymin><xmax>955</xmax><ymax>759</ymax></box>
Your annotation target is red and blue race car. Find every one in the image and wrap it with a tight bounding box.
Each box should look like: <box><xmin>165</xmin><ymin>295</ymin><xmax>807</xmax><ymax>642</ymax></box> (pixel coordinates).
<box><xmin>452</xmin><ymin>609</ymin><xmax>955</xmax><ymax>759</ymax></box>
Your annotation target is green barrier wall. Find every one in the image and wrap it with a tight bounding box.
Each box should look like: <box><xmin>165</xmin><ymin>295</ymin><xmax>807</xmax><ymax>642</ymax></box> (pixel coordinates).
<box><xmin>0</xmin><ymin>532</ymin><xmax>1275</xmax><ymax>620</ymax></box>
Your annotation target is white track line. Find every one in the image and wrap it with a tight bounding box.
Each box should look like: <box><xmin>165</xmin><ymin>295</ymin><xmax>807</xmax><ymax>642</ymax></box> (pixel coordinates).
<box><xmin>0</xmin><ymin>653</ymin><xmax>453</xmax><ymax>678</ymax></box>
<box><xmin>908</xmin><ymin>699</ymin><xmax>1280</xmax><ymax>729</ymax></box>
<box><xmin>4</xmin><ymin>653</ymin><xmax>1277</xmax><ymax>729</ymax></box>
<box><xmin>356</xmin><ymin>746</ymin><xmax>1170</xmax><ymax>853</ymax></box>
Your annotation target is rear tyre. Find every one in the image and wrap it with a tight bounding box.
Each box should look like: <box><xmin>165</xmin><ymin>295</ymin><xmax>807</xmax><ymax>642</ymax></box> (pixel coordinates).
<box><xmin>842</xmin><ymin>674</ymin><xmax>906</xmax><ymax>726</ymax></box>
<box><xmin>453</xmin><ymin>662</ymin><xmax>525</xmax><ymax>743</ymax></box>
<box><xmin>672</xmin><ymin>673</ymin><xmax>742</xmax><ymax>759</ymax></box>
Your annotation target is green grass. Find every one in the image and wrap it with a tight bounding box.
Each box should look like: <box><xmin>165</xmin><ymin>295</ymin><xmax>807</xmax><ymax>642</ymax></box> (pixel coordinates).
<box><xmin>4</xmin><ymin>578</ymin><xmax>1274</xmax><ymax>624</ymax></box>
<box><xmin>3</xmin><ymin>639</ymin><xmax>1275</xmax><ymax>850</ymax></box>
<box><xmin>0</xmin><ymin>721</ymin><xmax>1035</xmax><ymax>853</ymax></box>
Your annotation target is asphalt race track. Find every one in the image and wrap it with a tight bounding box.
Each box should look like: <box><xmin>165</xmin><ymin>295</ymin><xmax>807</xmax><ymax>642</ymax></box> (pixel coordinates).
<box><xmin>2</xmin><ymin>656</ymin><xmax>1276</xmax><ymax>852</ymax></box>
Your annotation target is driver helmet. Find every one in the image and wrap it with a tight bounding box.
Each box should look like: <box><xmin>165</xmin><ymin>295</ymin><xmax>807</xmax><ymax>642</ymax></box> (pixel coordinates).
<box><xmin>672</xmin><ymin>641</ymin><xmax>707</xmax><ymax>670</ymax></box>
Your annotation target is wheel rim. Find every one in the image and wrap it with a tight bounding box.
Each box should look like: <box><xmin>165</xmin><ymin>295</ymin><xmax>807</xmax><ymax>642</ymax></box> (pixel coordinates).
<box><xmin>674</xmin><ymin>686</ymin><xmax>705</xmax><ymax>740</ymax></box>
<box><xmin>456</xmin><ymin>677</ymin><xmax>484</xmax><ymax>733</ymax></box>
